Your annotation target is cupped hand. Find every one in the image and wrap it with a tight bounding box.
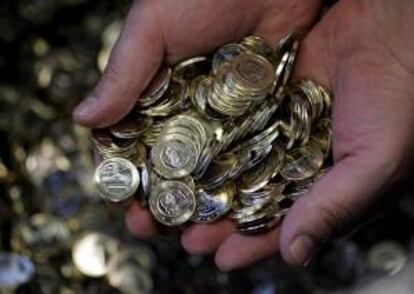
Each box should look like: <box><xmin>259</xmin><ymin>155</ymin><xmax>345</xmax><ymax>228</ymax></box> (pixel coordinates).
<box><xmin>74</xmin><ymin>0</ymin><xmax>414</xmax><ymax>271</ymax></box>
<box><xmin>72</xmin><ymin>0</ymin><xmax>321</xmax><ymax>262</ymax></box>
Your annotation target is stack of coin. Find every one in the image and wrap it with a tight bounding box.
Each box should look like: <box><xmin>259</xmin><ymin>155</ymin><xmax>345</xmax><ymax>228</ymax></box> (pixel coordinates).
<box><xmin>93</xmin><ymin>33</ymin><xmax>333</xmax><ymax>234</ymax></box>
<box><xmin>207</xmin><ymin>52</ymin><xmax>275</xmax><ymax>118</ymax></box>
<box><xmin>92</xmin><ymin>128</ymin><xmax>141</xmax><ymax>162</ymax></box>
<box><xmin>151</xmin><ymin>113</ymin><xmax>211</xmax><ymax>179</ymax></box>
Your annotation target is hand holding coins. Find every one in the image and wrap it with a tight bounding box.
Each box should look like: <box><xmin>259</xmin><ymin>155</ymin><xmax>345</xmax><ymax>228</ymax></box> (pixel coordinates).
<box><xmin>93</xmin><ymin>33</ymin><xmax>332</xmax><ymax>234</ymax></box>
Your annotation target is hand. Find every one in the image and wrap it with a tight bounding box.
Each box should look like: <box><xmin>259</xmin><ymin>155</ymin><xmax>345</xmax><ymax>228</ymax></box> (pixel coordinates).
<box><xmin>72</xmin><ymin>0</ymin><xmax>321</xmax><ymax>263</ymax></box>
<box><xmin>180</xmin><ymin>0</ymin><xmax>414</xmax><ymax>270</ymax></box>
<box><xmin>73</xmin><ymin>0</ymin><xmax>321</xmax><ymax>127</ymax></box>
<box><xmin>74</xmin><ymin>0</ymin><xmax>414</xmax><ymax>271</ymax></box>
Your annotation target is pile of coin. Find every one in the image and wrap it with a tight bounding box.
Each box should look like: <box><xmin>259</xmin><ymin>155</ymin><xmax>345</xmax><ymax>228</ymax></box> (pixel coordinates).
<box><xmin>93</xmin><ymin>33</ymin><xmax>333</xmax><ymax>234</ymax></box>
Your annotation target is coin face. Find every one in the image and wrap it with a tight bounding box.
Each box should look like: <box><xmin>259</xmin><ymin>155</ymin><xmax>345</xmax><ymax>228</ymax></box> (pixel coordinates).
<box><xmin>212</xmin><ymin>43</ymin><xmax>247</xmax><ymax>74</ymax></box>
<box><xmin>152</xmin><ymin>136</ymin><xmax>199</xmax><ymax>179</ymax></box>
<box><xmin>280</xmin><ymin>145</ymin><xmax>324</xmax><ymax>181</ymax></box>
<box><xmin>94</xmin><ymin>157</ymin><xmax>140</xmax><ymax>202</ymax></box>
<box><xmin>232</xmin><ymin>53</ymin><xmax>274</xmax><ymax>89</ymax></box>
<box><xmin>173</xmin><ymin>56</ymin><xmax>211</xmax><ymax>81</ymax></box>
<box><xmin>149</xmin><ymin>181</ymin><xmax>196</xmax><ymax>226</ymax></box>
<box><xmin>192</xmin><ymin>182</ymin><xmax>234</xmax><ymax>223</ymax></box>
<box><xmin>107</xmin><ymin>263</ymin><xmax>154</xmax><ymax>294</ymax></box>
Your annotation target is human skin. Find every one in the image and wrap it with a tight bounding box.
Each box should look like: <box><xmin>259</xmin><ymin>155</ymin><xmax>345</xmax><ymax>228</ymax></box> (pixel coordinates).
<box><xmin>73</xmin><ymin>0</ymin><xmax>414</xmax><ymax>271</ymax></box>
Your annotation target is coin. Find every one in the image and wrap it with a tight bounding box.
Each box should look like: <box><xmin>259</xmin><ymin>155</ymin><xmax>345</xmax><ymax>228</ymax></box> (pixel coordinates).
<box><xmin>0</xmin><ymin>253</ymin><xmax>35</xmax><ymax>289</ymax></box>
<box><xmin>109</xmin><ymin>114</ymin><xmax>153</xmax><ymax>139</ymax></box>
<box><xmin>173</xmin><ymin>56</ymin><xmax>211</xmax><ymax>81</ymax></box>
<box><xmin>192</xmin><ymin>182</ymin><xmax>235</xmax><ymax>223</ymax></box>
<box><xmin>72</xmin><ymin>232</ymin><xmax>120</xmax><ymax>277</ymax></box>
<box><xmin>212</xmin><ymin>43</ymin><xmax>247</xmax><ymax>74</ymax></box>
<box><xmin>199</xmin><ymin>152</ymin><xmax>238</xmax><ymax>190</ymax></box>
<box><xmin>151</xmin><ymin>134</ymin><xmax>199</xmax><ymax>179</ymax></box>
<box><xmin>94</xmin><ymin>157</ymin><xmax>140</xmax><ymax>202</ymax></box>
<box><xmin>107</xmin><ymin>263</ymin><xmax>153</xmax><ymax>294</ymax></box>
<box><xmin>280</xmin><ymin>145</ymin><xmax>324</xmax><ymax>181</ymax></box>
<box><xmin>107</xmin><ymin>246</ymin><xmax>156</xmax><ymax>273</ymax></box>
<box><xmin>139</xmin><ymin>65</ymin><xmax>172</xmax><ymax>107</ymax></box>
<box><xmin>149</xmin><ymin>180</ymin><xmax>196</xmax><ymax>226</ymax></box>
<box><xmin>231</xmin><ymin>52</ymin><xmax>274</xmax><ymax>91</ymax></box>
<box><xmin>239</xmin><ymin>147</ymin><xmax>285</xmax><ymax>193</ymax></box>
<box><xmin>12</xmin><ymin>213</ymin><xmax>71</xmax><ymax>260</ymax></box>
<box><xmin>367</xmin><ymin>242</ymin><xmax>407</xmax><ymax>276</ymax></box>
<box><xmin>241</xmin><ymin>35</ymin><xmax>274</xmax><ymax>63</ymax></box>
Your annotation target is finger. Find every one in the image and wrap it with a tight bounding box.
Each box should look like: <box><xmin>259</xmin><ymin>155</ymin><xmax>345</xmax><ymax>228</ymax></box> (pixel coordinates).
<box><xmin>279</xmin><ymin>152</ymin><xmax>396</xmax><ymax>267</ymax></box>
<box><xmin>215</xmin><ymin>227</ymin><xmax>280</xmax><ymax>271</ymax></box>
<box><xmin>253</xmin><ymin>0</ymin><xmax>322</xmax><ymax>47</ymax></box>
<box><xmin>126</xmin><ymin>201</ymin><xmax>158</xmax><ymax>238</ymax></box>
<box><xmin>73</xmin><ymin>1</ymin><xmax>164</xmax><ymax>128</ymax></box>
<box><xmin>181</xmin><ymin>219</ymin><xmax>235</xmax><ymax>255</ymax></box>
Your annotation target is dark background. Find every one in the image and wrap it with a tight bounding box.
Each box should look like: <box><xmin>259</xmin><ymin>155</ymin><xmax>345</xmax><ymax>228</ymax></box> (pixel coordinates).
<box><xmin>0</xmin><ymin>0</ymin><xmax>413</xmax><ymax>293</ymax></box>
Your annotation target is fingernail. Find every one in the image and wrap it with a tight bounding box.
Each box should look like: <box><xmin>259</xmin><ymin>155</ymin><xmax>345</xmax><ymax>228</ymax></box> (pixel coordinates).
<box><xmin>73</xmin><ymin>96</ymin><xmax>99</xmax><ymax>120</ymax></box>
<box><xmin>289</xmin><ymin>235</ymin><xmax>316</xmax><ymax>267</ymax></box>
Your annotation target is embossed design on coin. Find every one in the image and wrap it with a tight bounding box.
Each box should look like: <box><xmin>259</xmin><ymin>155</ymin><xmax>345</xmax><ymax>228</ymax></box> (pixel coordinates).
<box><xmin>232</xmin><ymin>53</ymin><xmax>274</xmax><ymax>89</ymax></box>
<box><xmin>280</xmin><ymin>145</ymin><xmax>324</xmax><ymax>181</ymax></box>
<box><xmin>152</xmin><ymin>136</ymin><xmax>198</xmax><ymax>179</ymax></box>
<box><xmin>149</xmin><ymin>181</ymin><xmax>196</xmax><ymax>226</ymax></box>
<box><xmin>192</xmin><ymin>182</ymin><xmax>235</xmax><ymax>223</ymax></box>
<box><xmin>95</xmin><ymin>157</ymin><xmax>140</xmax><ymax>202</ymax></box>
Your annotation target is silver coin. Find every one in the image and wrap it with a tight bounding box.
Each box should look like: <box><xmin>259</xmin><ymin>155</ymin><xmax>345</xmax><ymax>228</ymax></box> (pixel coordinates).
<box><xmin>367</xmin><ymin>242</ymin><xmax>407</xmax><ymax>276</ymax></box>
<box><xmin>107</xmin><ymin>262</ymin><xmax>153</xmax><ymax>294</ymax></box>
<box><xmin>0</xmin><ymin>253</ymin><xmax>34</xmax><ymax>289</ymax></box>
<box><xmin>14</xmin><ymin>213</ymin><xmax>71</xmax><ymax>259</ymax></box>
<box><xmin>192</xmin><ymin>182</ymin><xmax>234</xmax><ymax>223</ymax></box>
<box><xmin>152</xmin><ymin>134</ymin><xmax>199</xmax><ymax>179</ymax></box>
<box><xmin>149</xmin><ymin>181</ymin><xmax>196</xmax><ymax>226</ymax></box>
<box><xmin>95</xmin><ymin>157</ymin><xmax>140</xmax><ymax>202</ymax></box>
<box><xmin>72</xmin><ymin>232</ymin><xmax>120</xmax><ymax>277</ymax></box>
<box><xmin>212</xmin><ymin>43</ymin><xmax>247</xmax><ymax>74</ymax></box>
<box><xmin>280</xmin><ymin>145</ymin><xmax>324</xmax><ymax>181</ymax></box>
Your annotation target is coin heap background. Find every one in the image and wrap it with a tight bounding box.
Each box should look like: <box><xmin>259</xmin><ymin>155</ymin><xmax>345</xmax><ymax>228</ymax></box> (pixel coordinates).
<box><xmin>2</xmin><ymin>0</ymin><xmax>414</xmax><ymax>292</ymax></box>
<box><xmin>93</xmin><ymin>33</ymin><xmax>334</xmax><ymax>233</ymax></box>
